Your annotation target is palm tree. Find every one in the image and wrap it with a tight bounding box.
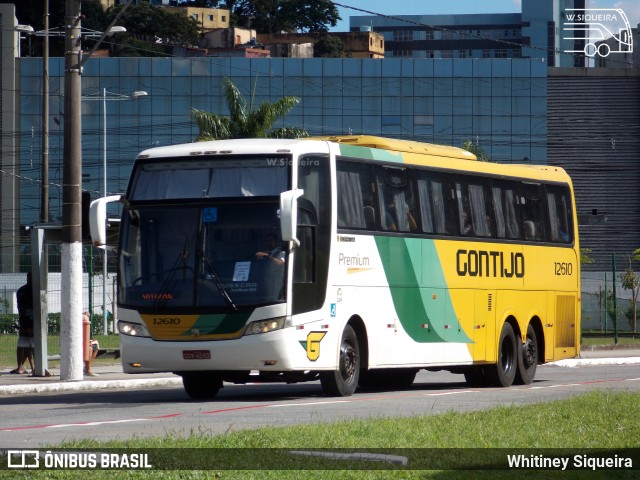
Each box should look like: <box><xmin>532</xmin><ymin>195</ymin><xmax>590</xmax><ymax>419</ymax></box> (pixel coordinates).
<box><xmin>461</xmin><ymin>139</ymin><xmax>491</xmax><ymax>162</ymax></box>
<box><xmin>191</xmin><ymin>78</ymin><xmax>308</xmax><ymax>141</ymax></box>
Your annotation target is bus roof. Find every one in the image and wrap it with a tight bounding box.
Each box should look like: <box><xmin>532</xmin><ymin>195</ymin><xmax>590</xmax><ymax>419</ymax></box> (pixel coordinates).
<box><xmin>310</xmin><ymin>135</ymin><xmax>571</xmax><ymax>185</ymax></box>
<box><xmin>135</xmin><ymin>138</ymin><xmax>329</xmax><ymax>159</ymax></box>
<box><xmin>308</xmin><ymin>135</ymin><xmax>477</xmax><ymax>161</ymax></box>
<box><xmin>133</xmin><ymin>136</ymin><xmax>571</xmax><ymax>185</ymax></box>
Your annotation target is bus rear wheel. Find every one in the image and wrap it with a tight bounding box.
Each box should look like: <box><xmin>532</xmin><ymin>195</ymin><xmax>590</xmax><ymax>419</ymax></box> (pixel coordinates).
<box><xmin>515</xmin><ymin>324</ymin><xmax>538</xmax><ymax>385</ymax></box>
<box><xmin>182</xmin><ymin>373</ymin><xmax>222</xmax><ymax>400</ymax></box>
<box><xmin>486</xmin><ymin>322</ymin><xmax>517</xmax><ymax>387</ymax></box>
<box><xmin>320</xmin><ymin>325</ymin><xmax>360</xmax><ymax>397</ymax></box>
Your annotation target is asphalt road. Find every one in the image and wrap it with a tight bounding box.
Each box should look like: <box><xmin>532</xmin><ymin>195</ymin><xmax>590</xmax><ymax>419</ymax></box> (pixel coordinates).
<box><xmin>1</xmin><ymin>362</ymin><xmax>640</xmax><ymax>449</ymax></box>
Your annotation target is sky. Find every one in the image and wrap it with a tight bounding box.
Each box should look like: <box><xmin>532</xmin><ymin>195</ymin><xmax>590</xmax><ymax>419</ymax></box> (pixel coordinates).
<box><xmin>330</xmin><ymin>0</ymin><xmax>640</xmax><ymax>32</ymax></box>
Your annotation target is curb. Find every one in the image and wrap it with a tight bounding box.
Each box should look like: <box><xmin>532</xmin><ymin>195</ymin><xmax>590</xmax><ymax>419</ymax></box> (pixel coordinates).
<box><xmin>3</xmin><ymin>355</ymin><xmax>640</xmax><ymax>395</ymax></box>
<box><xmin>0</xmin><ymin>377</ymin><xmax>182</xmax><ymax>396</ymax></box>
<box><xmin>549</xmin><ymin>356</ymin><xmax>640</xmax><ymax>368</ymax></box>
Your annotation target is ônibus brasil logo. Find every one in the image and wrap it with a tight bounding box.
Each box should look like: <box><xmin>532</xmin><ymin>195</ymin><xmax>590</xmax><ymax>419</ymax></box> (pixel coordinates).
<box><xmin>562</xmin><ymin>8</ymin><xmax>633</xmax><ymax>58</ymax></box>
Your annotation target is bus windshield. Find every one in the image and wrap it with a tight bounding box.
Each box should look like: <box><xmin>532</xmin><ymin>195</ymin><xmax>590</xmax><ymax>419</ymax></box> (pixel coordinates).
<box><xmin>119</xmin><ymin>202</ymin><xmax>286</xmax><ymax>310</ymax></box>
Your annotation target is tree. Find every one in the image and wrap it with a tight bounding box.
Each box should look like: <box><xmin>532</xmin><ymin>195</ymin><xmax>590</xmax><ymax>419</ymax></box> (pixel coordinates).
<box><xmin>314</xmin><ymin>35</ymin><xmax>349</xmax><ymax>58</ymax></box>
<box><xmin>106</xmin><ymin>1</ymin><xmax>200</xmax><ymax>48</ymax></box>
<box><xmin>230</xmin><ymin>0</ymin><xmax>340</xmax><ymax>33</ymax></box>
<box><xmin>580</xmin><ymin>248</ymin><xmax>594</xmax><ymax>265</ymax></box>
<box><xmin>620</xmin><ymin>248</ymin><xmax>640</xmax><ymax>334</ymax></box>
<box><xmin>5</xmin><ymin>0</ymin><xmax>103</xmax><ymax>57</ymax></box>
<box><xmin>191</xmin><ymin>78</ymin><xmax>308</xmax><ymax>140</ymax></box>
<box><xmin>461</xmin><ymin>140</ymin><xmax>491</xmax><ymax>162</ymax></box>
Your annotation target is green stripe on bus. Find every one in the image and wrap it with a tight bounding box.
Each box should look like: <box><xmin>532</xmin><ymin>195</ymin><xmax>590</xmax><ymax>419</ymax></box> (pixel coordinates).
<box><xmin>182</xmin><ymin>311</ymin><xmax>252</xmax><ymax>336</ymax></box>
<box><xmin>338</xmin><ymin>144</ymin><xmax>404</xmax><ymax>163</ymax></box>
<box><xmin>375</xmin><ymin>236</ymin><xmax>472</xmax><ymax>344</ymax></box>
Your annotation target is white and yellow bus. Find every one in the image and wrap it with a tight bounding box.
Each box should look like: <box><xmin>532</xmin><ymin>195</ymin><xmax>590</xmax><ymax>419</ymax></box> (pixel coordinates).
<box><xmin>90</xmin><ymin>135</ymin><xmax>580</xmax><ymax>399</ymax></box>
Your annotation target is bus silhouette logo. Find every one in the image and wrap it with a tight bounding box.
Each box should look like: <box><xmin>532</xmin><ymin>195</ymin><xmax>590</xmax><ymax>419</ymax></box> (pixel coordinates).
<box><xmin>563</xmin><ymin>9</ymin><xmax>633</xmax><ymax>57</ymax></box>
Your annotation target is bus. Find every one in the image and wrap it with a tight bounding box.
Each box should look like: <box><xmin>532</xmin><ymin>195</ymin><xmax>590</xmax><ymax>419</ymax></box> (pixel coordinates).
<box><xmin>90</xmin><ymin>135</ymin><xmax>580</xmax><ymax>399</ymax></box>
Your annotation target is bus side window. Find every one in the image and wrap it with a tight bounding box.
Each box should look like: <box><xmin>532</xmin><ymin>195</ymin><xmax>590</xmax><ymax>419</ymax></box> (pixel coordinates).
<box><xmin>416</xmin><ymin>171</ymin><xmax>456</xmax><ymax>235</ymax></box>
<box><xmin>455</xmin><ymin>178</ymin><xmax>494</xmax><ymax>238</ymax></box>
<box><xmin>491</xmin><ymin>180</ymin><xmax>521</xmax><ymax>240</ymax></box>
<box><xmin>376</xmin><ymin>166</ymin><xmax>418</xmax><ymax>233</ymax></box>
<box><xmin>294</xmin><ymin>204</ymin><xmax>316</xmax><ymax>283</ymax></box>
<box><xmin>336</xmin><ymin>160</ymin><xmax>375</xmax><ymax>229</ymax></box>
<box><xmin>546</xmin><ymin>186</ymin><xmax>573</xmax><ymax>244</ymax></box>
<box><xmin>520</xmin><ymin>183</ymin><xmax>546</xmax><ymax>242</ymax></box>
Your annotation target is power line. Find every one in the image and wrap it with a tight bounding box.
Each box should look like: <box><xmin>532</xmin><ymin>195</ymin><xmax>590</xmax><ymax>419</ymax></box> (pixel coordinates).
<box><xmin>333</xmin><ymin>2</ymin><xmax>638</xmax><ymax>68</ymax></box>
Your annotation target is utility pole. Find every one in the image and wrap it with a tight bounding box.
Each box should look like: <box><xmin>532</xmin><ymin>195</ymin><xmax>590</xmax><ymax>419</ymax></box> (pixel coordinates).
<box><xmin>61</xmin><ymin>0</ymin><xmax>83</xmax><ymax>381</ymax></box>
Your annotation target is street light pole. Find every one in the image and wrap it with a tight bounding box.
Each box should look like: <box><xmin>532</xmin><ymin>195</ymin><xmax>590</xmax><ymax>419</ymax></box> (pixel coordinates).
<box><xmin>61</xmin><ymin>0</ymin><xmax>83</xmax><ymax>381</ymax></box>
<box><xmin>86</xmin><ymin>88</ymin><xmax>147</xmax><ymax>335</ymax></box>
<box><xmin>102</xmin><ymin>87</ymin><xmax>107</xmax><ymax>334</ymax></box>
<box><xmin>42</xmin><ymin>0</ymin><xmax>49</xmax><ymax>224</ymax></box>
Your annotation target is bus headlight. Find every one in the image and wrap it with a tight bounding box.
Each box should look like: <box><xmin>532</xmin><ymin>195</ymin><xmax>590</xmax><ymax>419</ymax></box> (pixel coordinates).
<box><xmin>118</xmin><ymin>320</ymin><xmax>151</xmax><ymax>338</ymax></box>
<box><xmin>244</xmin><ymin>317</ymin><xmax>285</xmax><ymax>336</ymax></box>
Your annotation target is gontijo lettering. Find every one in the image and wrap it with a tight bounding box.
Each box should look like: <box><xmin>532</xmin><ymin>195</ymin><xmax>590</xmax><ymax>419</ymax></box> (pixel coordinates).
<box><xmin>456</xmin><ymin>249</ymin><xmax>525</xmax><ymax>278</ymax></box>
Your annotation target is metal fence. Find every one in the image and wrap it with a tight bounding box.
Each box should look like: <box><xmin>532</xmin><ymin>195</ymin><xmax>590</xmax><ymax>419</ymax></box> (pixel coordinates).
<box><xmin>1</xmin><ymin>257</ymin><xmax>637</xmax><ymax>369</ymax></box>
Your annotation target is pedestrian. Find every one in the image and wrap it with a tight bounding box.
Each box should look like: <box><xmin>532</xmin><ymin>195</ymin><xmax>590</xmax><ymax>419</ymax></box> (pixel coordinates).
<box><xmin>83</xmin><ymin>311</ymin><xmax>99</xmax><ymax>376</ymax></box>
<box><xmin>11</xmin><ymin>272</ymin><xmax>34</xmax><ymax>374</ymax></box>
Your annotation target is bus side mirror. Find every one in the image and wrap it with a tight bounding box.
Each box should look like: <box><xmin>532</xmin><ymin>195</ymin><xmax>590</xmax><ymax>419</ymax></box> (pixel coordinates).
<box><xmin>89</xmin><ymin>195</ymin><xmax>122</xmax><ymax>247</ymax></box>
<box><xmin>280</xmin><ymin>189</ymin><xmax>304</xmax><ymax>247</ymax></box>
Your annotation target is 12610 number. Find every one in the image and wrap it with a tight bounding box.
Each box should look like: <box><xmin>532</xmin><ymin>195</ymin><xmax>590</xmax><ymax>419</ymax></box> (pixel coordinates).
<box><xmin>554</xmin><ymin>262</ymin><xmax>573</xmax><ymax>276</ymax></box>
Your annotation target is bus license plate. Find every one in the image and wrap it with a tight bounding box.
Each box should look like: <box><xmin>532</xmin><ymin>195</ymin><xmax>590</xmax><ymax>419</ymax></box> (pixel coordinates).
<box><xmin>183</xmin><ymin>350</ymin><xmax>211</xmax><ymax>360</ymax></box>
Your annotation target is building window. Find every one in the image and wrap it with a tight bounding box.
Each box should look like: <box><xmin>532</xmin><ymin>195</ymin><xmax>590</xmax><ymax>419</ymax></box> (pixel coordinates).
<box><xmin>393</xmin><ymin>49</ymin><xmax>412</xmax><ymax>57</ymax></box>
<box><xmin>192</xmin><ymin>14</ymin><xmax>198</xmax><ymax>21</ymax></box>
<box><xmin>459</xmin><ymin>49</ymin><xmax>468</xmax><ymax>58</ymax></box>
<box><xmin>222</xmin><ymin>16</ymin><xmax>227</xmax><ymax>22</ymax></box>
<box><xmin>441</xmin><ymin>30</ymin><xmax>456</xmax><ymax>40</ymax></box>
<box><xmin>208</xmin><ymin>15</ymin><xmax>214</xmax><ymax>21</ymax></box>
<box><xmin>426</xmin><ymin>50</ymin><xmax>434</xmax><ymax>58</ymax></box>
<box><xmin>482</xmin><ymin>49</ymin><xmax>491</xmax><ymax>58</ymax></box>
<box><xmin>495</xmin><ymin>49</ymin><xmax>508</xmax><ymax>58</ymax></box>
<box><xmin>425</xmin><ymin>29</ymin><xmax>434</xmax><ymax>40</ymax></box>
<box><xmin>393</xmin><ymin>30</ymin><xmax>413</xmax><ymax>42</ymax></box>
<box><xmin>440</xmin><ymin>50</ymin><xmax>454</xmax><ymax>58</ymax></box>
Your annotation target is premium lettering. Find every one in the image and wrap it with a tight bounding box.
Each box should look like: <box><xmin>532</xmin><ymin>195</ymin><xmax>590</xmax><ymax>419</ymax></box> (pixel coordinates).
<box><xmin>338</xmin><ymin>253</ymin><xmax>370</xmax><ymax>266</ymax></box>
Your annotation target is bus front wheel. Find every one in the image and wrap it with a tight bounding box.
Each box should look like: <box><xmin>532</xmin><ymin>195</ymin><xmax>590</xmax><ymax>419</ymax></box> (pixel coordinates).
<box><xmin>182</xmin><ymin>373</ymin><xmax>222</xmax><ymax>400</ymax></box>
<box><xmin>320</xmin><ymin>325</ymin><xmax>360</xmax><ymax>397</ymax></box>
<box><xmin>515</xmin><ymin>324</ymin><xmax>538</xmax><ymax>385</ymax></box>
<box><xmin>486</xmin><ymin>322</ymin><xmax>517</xmax><ymax>387</ymax></box>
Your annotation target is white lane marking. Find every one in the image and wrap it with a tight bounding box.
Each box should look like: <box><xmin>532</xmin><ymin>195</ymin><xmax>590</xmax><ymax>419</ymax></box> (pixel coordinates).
<box><xmin>268</xmin><ymin>400</ymin><xmax>352</xmax><ymax>408</ymax></box>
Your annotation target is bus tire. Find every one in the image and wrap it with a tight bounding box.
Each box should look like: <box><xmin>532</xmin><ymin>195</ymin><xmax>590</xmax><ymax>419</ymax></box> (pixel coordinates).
<box><xmin>515</xmin><ymin>324</ymin><xmax>538</xmax><ymax>385</ymax></box>
<box><xmin>486</xmin><ymin>322</ymin><xmax>517</xmax><ymax>387</ymax></box>
<box><xmin>182</xmin><ymin>373</ymin><xmax>222</xmax><ymax>400</ymax></box>
<box><xmin>320</xmin><ymin>325</ymin><xmax>360</xmax><ymax>397</ymax></box>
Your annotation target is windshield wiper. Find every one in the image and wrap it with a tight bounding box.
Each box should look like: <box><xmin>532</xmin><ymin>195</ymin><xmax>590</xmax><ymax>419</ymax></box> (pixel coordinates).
<box><xmin>200</xmin><ymin>251</ymin><xmax>238</xmax><ymax>311</ymax></box>
<box><xmin>153</xmin><ymin>241</ymin><xmax>191</xmax><ymax>309</ymax></box>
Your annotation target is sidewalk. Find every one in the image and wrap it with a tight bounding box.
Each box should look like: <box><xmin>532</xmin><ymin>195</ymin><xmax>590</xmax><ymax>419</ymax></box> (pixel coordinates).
<box><xmin>1</xmin><ymin>346</ymin><xmax>639</xmax><ymax>396</ymax></box>
<box><xmin>0</xmin><ymin>363</ymin><xmax>182</xmax><ymax>395</ymax></box>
